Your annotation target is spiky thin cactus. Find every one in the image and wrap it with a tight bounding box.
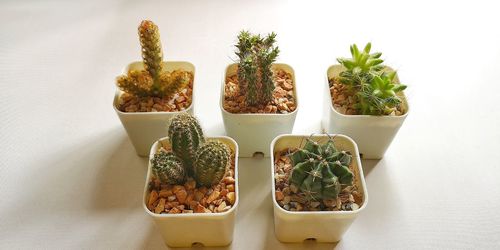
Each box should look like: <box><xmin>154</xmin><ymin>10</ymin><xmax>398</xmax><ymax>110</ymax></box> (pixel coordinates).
<box><xmin>116</xmin><ymin>20</ymin><xmax>190</xmax><ymax>98</ymax></box>
<box><xmin>235</xmin><ymin>31</ymin><xmax>280</xmax><ymax>106</ymax></box>
<box><xmin>336</xmin><ymin>43</ymin><xmax>407</xmax><ymax>115</ymax></box>
<box><xmin>151</xmin><ymin>149</ymin><xmax>186</xmax><ymax>185</ymax></box>
<box><xmin>289</xmin><ymin>137</ymin><xmax>354</xmax><ymax>200</ymax></box>
<box><xmin>194</xmin><ymin>141</ymin><xmax>230</xmax><ymax>187</ymax></box>
<box><xmin>168</xmin><ymin>113</ymin><xmax>205</xmax><ymax>175</ymax></box>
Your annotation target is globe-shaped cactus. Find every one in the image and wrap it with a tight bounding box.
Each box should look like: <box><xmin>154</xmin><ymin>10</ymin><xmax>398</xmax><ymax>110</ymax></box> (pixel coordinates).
<box><xmin>194</xmin><ymin>141</ymin><xmax>230</xmax><ymax>187</ymax></box>
<box><xmin>289</xmin><ymin>137</ymin><xmax>353</xmax><ymax>200</ymax></box>
<box><xmin>168</xmin><ymin>113</ymin><xmax>205</xmax><ymax>175</ymax></box>
<box><xmin>151</xmin><ymin>149</ymin><xmax>186</xmax><ymax>185</ymax></box>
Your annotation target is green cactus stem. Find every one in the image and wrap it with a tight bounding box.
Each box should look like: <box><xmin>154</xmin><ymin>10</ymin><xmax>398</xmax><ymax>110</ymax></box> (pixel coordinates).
<box><xmin>235</xmin><ymin>31</ymin><xmax>280</xmax><ymax>106</ymax></box>
<box><xmin>194</xmin><ymin>141</ymin><xmax>230</xmax><ymax>187</ymax></box>
<box><xmin>116</xmin><ymin>20</ymin><xmax>190</xmax><ymax>98</ymax></box>
<box><xmin>289</xmin><ymin>137</ymin><xmax>354</xmax><ymax>200</ymax></box>
<box><xmin>151</xmin><ymin>149</ymin><xmax>186</xmax><ymax>185</ymax></box>
<box><xmin>168</xmin><ymin>113</ymin><xmax>205</xmax><ymax>175</ymax></box>
<box><xmin>336</xmin><ymin>43</ymin><xmax>407</xmax><ymax>115</ymax></box>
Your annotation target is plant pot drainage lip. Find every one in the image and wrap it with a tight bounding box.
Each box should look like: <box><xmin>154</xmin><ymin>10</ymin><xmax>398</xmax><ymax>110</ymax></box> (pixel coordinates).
<box><xmin>326</xmin><ymin>64</ymin><xmax>410</xmax><ymax>119</ymax></box>
<box><xmin>270</xmin><ymin>134</ymin><xmax>368</xmax><ymax>216</ymax></box>
<box><xmin>142</xmin><ymin>136</ymin><xmax>240</xmax><ymax>218</ymax></box>
<box><xmin>113</xmin><ymin>60</ymin><xmax>196</xmax><ymax>115</ymax></box>
<box><xmin>219</xmin><ymin>63</ymin><xmax>299</xmax><ymax>117</ymax></box>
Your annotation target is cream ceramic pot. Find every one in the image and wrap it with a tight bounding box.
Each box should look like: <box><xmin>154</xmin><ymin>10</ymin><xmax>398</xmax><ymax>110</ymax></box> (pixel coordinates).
<box><xmin>322</xmin><ymin>65</ymin><xmax>409</xmax><ymax>159</ymax></box>
<box><xmin>270</xmin><ymin>134</ymin><xmax>368</xmax><ymax>243</ymax></box>
<box><xmin>220</xmin><ymin>63</ymin><xmax>298</xmax><ymax>157</ymax></box>
<box><xmin>113</xmin><ymin>61</ymin><xmax>195</xmax><ymax>157</ymax></box>
<box><xmin>143</xmin><ymin>136</ymin><xmax>239</xmax><ymax>247</ymax></box>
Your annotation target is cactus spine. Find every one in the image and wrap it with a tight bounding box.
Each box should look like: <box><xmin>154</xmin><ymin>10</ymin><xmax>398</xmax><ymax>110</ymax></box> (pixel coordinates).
<box><xmin>151</xmin><ymin>149</ymin><xmax>186</xmax><ymax>185</ymax></box>
<box><xmin>235</xmin><ymin>31</ymin><xmax>280</xmax><ymax>106</ymax></box>
<box><xmin>168</xmin><ymin>113</ymin><xmax>205</xmax><ymax>175</ymax></box>
<box><xmin>194</xmin><ymin>141</ymin><xmax>230</xmax><ymax>187</ymax></box>
<box><xmin>116</xmin><ymin>20</ymin><xmax>190</xmax><ymax>98</ymax></box>
<box><xmin>289</xmin><ymin>137</ymin><xmax>354</xmax><ymax>200</ymax></box>
<box><xmin>336</xmin><ymin>43</ymin><xmax>407</xmax><ymax>115</ymax></box>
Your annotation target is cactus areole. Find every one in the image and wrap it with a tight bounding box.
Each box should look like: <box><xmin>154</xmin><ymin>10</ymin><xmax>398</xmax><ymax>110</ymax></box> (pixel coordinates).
<box><xmin>289</xmin><ymin>137</ymin><xmax>354</xmax><ymax>200</ymax></box>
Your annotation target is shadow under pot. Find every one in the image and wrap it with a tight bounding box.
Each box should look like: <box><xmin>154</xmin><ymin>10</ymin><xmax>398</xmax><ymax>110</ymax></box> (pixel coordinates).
<box><xmin>220</xmin><ymin>63</ymin><xmax>299</xmax><ymax>157</ymax></box>
<box><xmin>270</xmin><ymin>134</ymin><xmax>368</xmax><ymax>243</ymax></box>
<box><xmin>143</xmin><ymin>136</ymin><xmax>239</xmax><ymax>248</ymax></box>
<box><xmin>321</xmin><ymin>65</ymin><xmax>409</xmax><ymax>159</ymax></box>
<box><xmin>113</xmin><ymin>61</ymin><xmax>195</xmax><ymax>157</ymax></box>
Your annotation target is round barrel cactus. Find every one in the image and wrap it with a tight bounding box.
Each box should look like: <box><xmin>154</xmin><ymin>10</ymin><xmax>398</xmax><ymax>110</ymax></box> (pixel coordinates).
<box><xmin>168</xmin><ymin>113</ymin><xmax>205</xmax><ymax>175</ymax></box>
<box><xmin>289</xmin><ymin>137</ymin><xmax>353</xmax><ymax>200</ymax></box>
<box><xmin>194</xmin><ymin>141</ymin><xmax>230</xmax><ymax>187</ymax></box>
<box><xmin>151</xmin><ymin>149</ymin><xmax>186</xmax><ymax>185</ymax></box>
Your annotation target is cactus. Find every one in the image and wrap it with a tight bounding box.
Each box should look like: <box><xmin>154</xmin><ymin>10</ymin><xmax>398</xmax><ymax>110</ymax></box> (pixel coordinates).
<box><xmin>336</xmin><ymin>43</ymin><xmax>407</xmax><ymax>115</ymax></box>
<box><xmin>151</xmin><ymin>149</ymin><xmax>186</xmax><ymax>185</ymax></box>
<box><xmin>194</xmin><ymin>141</ymin><xmax>230</xmax><ymax>187</ymax></box>
<box><xmin>116</xmin><ymin>20</ymin><xmax>190</xmax><ymax>98</ymax></box>
<box><xmin>235</xmin><ymin>31</ymin><xmax>280</xmax><ymax>106</ymax></box>
<box><xmin>168</xmin><ymin>113</ymin><xmax>205</xmax><ymax>175</ymax></box>
<box><xmin>289</xmin><ymin>137</ymin><xmax>354</xmax><ymax>200</ymax></box>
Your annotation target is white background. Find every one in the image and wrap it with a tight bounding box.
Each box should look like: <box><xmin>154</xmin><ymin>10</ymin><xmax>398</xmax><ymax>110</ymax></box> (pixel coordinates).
<box><xmin>1</xmin><ymin>0</ymin><xmax>500</xmax><ymax>249</ymax></box>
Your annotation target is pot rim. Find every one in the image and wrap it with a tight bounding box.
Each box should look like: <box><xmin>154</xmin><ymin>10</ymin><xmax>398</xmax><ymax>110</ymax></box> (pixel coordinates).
<box><xmin>270</xmin><ymin>134</ymin><xmax>368</xmax><ymax>215</ymax></box>
<box><xmin>326</xmin><ymin>64</ymin><xmax>410</xmax><ymax>119</ymax></box>
<box><xmin>219</xmin><ymin>63</ymin><xmax>299</xmax><ymax>117</ymax></box>
<box><xmin>143</xmin><ymin>135</ymin><xmax>239</xmax><ymax>218</ymax></box>
<box><xmin>113</xmin><ymin>61</ymin><xmax>195</xmax><ymax>115</ymax></box>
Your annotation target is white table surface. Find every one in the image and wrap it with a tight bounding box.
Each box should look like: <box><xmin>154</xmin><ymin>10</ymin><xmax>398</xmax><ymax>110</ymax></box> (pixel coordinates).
<box><xmin>1</xmin><ymin>0</ymin><xmax>500</xmax><ymax>249</ymax></box>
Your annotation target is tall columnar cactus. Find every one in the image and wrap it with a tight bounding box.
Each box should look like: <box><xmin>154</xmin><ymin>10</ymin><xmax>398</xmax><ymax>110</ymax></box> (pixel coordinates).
<box><xmin>289</xmin><ymin>137</ymin><xmax>354</xmax><ymax>200</ymax></box>
<box><xmin>193</xmin><ymin>141</ymin><xmax>231</xmax><ymax>187</ymax></box>
<box><xmin>116</xmin><ymin>20</ymin><xmax>190</xmax><ymax>98</ymax></box>
<box><xmin>336</xmin><ymin>43</ymin><xmax>407</xmax><ymax>115</ymax></box>
<box><xmin>168</xmin><ymin>113</ymin><xmax>205</xmax><ymax>175</ymax></box>
<box><xmin>151</xmin><ymin>149</ymin><xmax>186</xmax><ymax>185</ymax></box>
<box><xmin>235</xmin><ymin>31</ymin><xmax>280</xmax><ymax>106</ymax></box>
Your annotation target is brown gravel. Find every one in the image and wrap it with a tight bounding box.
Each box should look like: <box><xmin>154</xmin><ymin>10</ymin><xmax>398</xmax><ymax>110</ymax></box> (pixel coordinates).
<box><xmin>273</xmin><ymin>148</ymin><xmax>363</xmax><ymax>212</ymax></box>
<box><xmin>223</xmin><ymin>69</ymin><xmax>297</xmax><ymax>114</ymax></box>
<box><xmin>329</xmin><ymin>77</ymin><xmax>405</xmax><ymax>116</ymax></box>
<box><xmin>117</xmin><ymin>71</ymin><xmax>194</xmax><ymax>113</ymax></box>
<box><xmin>146</xmin><ymin>147</ymin><xmax>237</xmax><ymax>214</ymax></box>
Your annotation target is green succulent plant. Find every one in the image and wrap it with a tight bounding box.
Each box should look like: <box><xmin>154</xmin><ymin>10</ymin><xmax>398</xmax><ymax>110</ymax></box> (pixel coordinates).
<box><xmin>168</xmin><ymin>113</ymin><xmax>205</xmax><ymax>175</ymax></box>
<box><xmin>151</xmin><ymin>149</ymin><xmax>186</xmax><ymax>185</ymax></box>
<box><xmin>116</xmin><ymin>20</ymin><xmax>190</xmax><ymax>98</ymax></box>
<box><xmin>194</xmin><ymin>141</ymin><xmax>230</xmax><ymax>187</ymax></box>
<box><xmin>235</xmin><ymin>30</ymin><xmax>280</xmax><ymax>106</ymax></box>
<box><xmin>289</xmin><ymin>137</ymin><xmax>354</xmax><ymax>200</ymax></box>
<box><xmin>336</xmin><ymin>43</ymin><xmax>407</xmax><ymax>115</ymax></box>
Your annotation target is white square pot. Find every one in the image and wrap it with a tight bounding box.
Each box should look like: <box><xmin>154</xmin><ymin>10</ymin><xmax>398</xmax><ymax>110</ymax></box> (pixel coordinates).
<box><xmin>270</xmin><ymin>134</ymin><xmax>368</xmax><ymax>243</ymax></box>
<box><xmin>322</xmin><ymin>65</ymin><xmax>409</xmax><ymax>159</ymax></box>
<box><xmin>143</xmin><ymin>136</ymin><xmax>239</xmax><ymax>248</ymax></box>
<box><xmin>220</xmin><ymin>63</ymin><xmax>299</xmax><ymax>157</ymax></box>
<box><xmin>113</xmin><ymin>61</ymin><xmax>195</xmax><ymax>157</ymax></box>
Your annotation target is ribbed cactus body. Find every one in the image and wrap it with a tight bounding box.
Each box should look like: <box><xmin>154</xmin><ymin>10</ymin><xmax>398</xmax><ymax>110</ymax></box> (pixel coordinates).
<box><xmin>151</xmin><ymin>149</ymin><xmax>186</xmax><ymax>185</ymax></box>
<box><xmin>194</xmin><ymin>141</ymin><xmax>230</xmax><ymax>187</ymax></box>
<box><xmin>289</xmin><ymin>138</ymin><xmax>353</xmax><ymax>200</ymax></box>
<box><xmin>168</xmin><ymin>113</ymin><xmax>205</xmax><ymax>175</ymax></box>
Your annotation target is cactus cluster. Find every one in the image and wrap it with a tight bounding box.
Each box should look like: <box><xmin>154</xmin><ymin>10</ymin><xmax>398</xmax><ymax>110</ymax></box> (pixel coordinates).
<box><xmin>336</xmin><ymin>43</ymin><xmax>407</xmax><ymax>115</ymax></box>
<box><xmin>289</xmin><ymin>136</ymin><xmax>354</xmax><ymax>200</ymax></box>
<box><xmin>116</xmin><ymin>20</ymin><xmax>190</xmax><ymax>98</ymax></box>
<box><xmin>235</xmin><ymin>31</ymin><xmax>280</xmax><ymax>106</ymax></box>
<box><xmin>151</xmin><ymin>113</ymin><xmax>231</xmax><ymax>187</ymax></box>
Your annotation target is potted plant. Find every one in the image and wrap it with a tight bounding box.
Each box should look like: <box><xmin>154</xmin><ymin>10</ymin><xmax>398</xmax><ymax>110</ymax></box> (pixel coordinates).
<box><xmin>113</xmin><ymin>20</ymin><xmax>195</xmax><ymax>156</ymax></box>
<box><xmin>220</xmin><ymin>31</ymin><xmax>299</xmax><ymax>157</ymax></box>
<box><xmin>143</xmin><ymin>113</ymin><xmax>239</xmax><ymax>247</ymax></box>
<box><xmin>322</xmin><ymin>43</ymin><xmax>409</xmax><ymax>159</ymax></box>
<box><xmin>270</xmin><ymin>134</ymin><xmax>368</xmax><ymax>243</ymax></box>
